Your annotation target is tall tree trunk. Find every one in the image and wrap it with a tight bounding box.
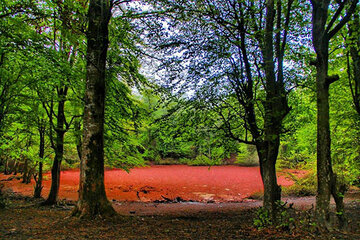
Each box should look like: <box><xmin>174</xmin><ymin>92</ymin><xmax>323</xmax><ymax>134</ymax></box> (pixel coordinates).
<box><xmin>74</xmin><ymin>119</ymin><xmax>82</xmax><ymax>161</ymax></box>
<box><xmin>43</xmin><ymin>98</ymin><xmax>66</xmax><ymax>205</ymax></box>
<box><xmin>72</xmin><ymin>0</ymin><xmax>115</xmax><ymax>218</ymax></box>
<box><xmin>310</xmin><ymin>0</ymin><xmax>358</xmax><ymax>228</ymax></box>
<box><xmin>315</xmin><ymin>54</ymin><xmax>333</xmax><ymax>227</ymax></box>
<box><xmin>348</xmin><ymin>13</ymin><xmax>360</xmax><ymax>116</ymax></box>
<box><xmin>13</xmin><ymin>161</ymin><xmax>18</xmax><ymax>175</ymax></box>
<box><xmin>22</xmin><ymin>157</ymin><xmax>28</xmax><ymax>183</ymax></box>
<box><xmin>257</xmin><ymin>141</ymin><xmax>281</xmax><ymax>221</ymax></box>
<box><xmin>34</xmin><ymin>123</ymin><xmax>45</xmax><ymax>198</ymax></box>
<box><xmin>4</xmin><ymin>158</ymin><xmax>9</xmax><ymax>175</ymax></box>
<box><xmin>311</xmin><ymin>0</ymin><xmax>335</xmax><ymax>227</ymax></box>
<box><xmin>34</xmin><ymin>162</ymin><xmax>43</xmax><ymax>198</ymax></box>
<box><xmin>258</xmin><ymin>0</ymin><xmax>289</xmax><ymax>221</ymax></box>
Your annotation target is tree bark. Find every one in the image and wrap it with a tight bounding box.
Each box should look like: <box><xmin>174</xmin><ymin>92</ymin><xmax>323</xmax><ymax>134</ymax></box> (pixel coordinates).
<box><xmin>310</xmin><ymin>0</ymin><xmax>358</xmax><ymax>228</ymax></box>
<box><xmin>348</xmin><ymin>14</ymin><xmax>360</xmax><ymax>116</ymax></box>
<box><xmin>311</xmin><ymin>0</ymin><xmax>335</xmax><ymax>228</ymax></box>
<box><xmin>42</xmin><ymin>96</ymin><xmax>66</xmax><ymax>205</ymax></box>
<box><xmin>350</xmin><ymin>45</ymin><xmax>360</xmax><ymax>116</ymax></box>
<box><xmin>13</xmin><ymin>161</ymin><xmax>18</xmax><ymax>175</ymax></box>
<box><xmin>22</xmin><ymin>157</ymin><xmax>28</xmax><ymax>183</ymax></box>
<box><xmin>257</xmin><ymin>141</ymin><xmax>281</xmax><ymax>220</ymax></box>
<box><xmin>233</xmin><ymin>0</ymin><xmax>290</xmax><ymax>222</ymax></box>
<box><xmin>258</xmin><ymin>0</ymin><xmax>289</xmax><ymax>220</ymax></box>
<box><xmin>34</xmin><ymin>162</ymin><xmax>43</xmax><ymax>198</ymax></box>
<box><xmin>4</xmin><ymin>159</ymin><xmax>8</xmax><ymax>175</ymax></box>
<box><xmin>74</xmin><ymin>119</ymin><xmax>82</xmax><ymax>161</ymax></box>
<box><xmin>72</xmin><ymin>0</ymin><xmax>115</xmax><ymax>218</ymax></box>
<box><xmin>34</xmin><ymin>122</ymin><xmax>45</xmax><ymax>198</ymax></box>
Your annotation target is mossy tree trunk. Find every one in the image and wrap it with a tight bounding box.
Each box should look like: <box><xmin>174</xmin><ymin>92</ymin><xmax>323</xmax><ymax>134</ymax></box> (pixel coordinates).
<box><xmin>72</xmin><ymin>0</ymin><xmax>115</xmax><ymax>218</ymax></box>
<box><xmin>257</xmin><ymin>0</ymin><xmax>290</xmax><ymax>221</ymax></box>
<box><xmin>310</xmin><ymin>0</ymin><xmax>358</xmax><ymax>228</ymax></box>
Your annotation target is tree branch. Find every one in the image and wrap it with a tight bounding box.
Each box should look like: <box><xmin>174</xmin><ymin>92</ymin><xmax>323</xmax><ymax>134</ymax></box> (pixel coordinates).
<box><xmin>326</xmin><ymin>74</ymin><xmax>340</xmax><ymax>85</ymax></box>
<box><xmin>328</xmin><ymin>0</ymin><xmax>359</xmax><ymax>39</ymax></box>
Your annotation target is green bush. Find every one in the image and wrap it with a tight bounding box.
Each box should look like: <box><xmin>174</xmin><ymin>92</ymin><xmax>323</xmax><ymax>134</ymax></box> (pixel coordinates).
<box><xmin>283</xmin><ymin>171</ymin><xmax>317</xmax><ymax>197</ymax></box>
<box><xmin>253</xmin><ymin>201</ymin><xmax>295</xmax><ymax>230</ymax></box>
<box><xmin>254</xmin><ymin>208</ymin><xmax>272</xmax><ymax>229</ymax></box>
<box><xmin>277</xmin><ymin>152</ymin><xmax>312</xmax><ymax>169</ymax></box>
<box><xmin>179</xmin><ymin>155</ymin><xmax>223</xmax><ymax>166</ymax></box>
<box><xmin>235</xmin><ymin>145</ymin><xmax>259</xmax><ymax>166</ymax></box>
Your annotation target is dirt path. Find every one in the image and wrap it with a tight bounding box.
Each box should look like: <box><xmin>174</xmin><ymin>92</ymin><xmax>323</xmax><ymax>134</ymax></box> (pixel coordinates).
<box><xmin>111</xmin><ymin>192</ymin><xmax>360</xmax><ymax>216</ymax></box>
<box><xmin>0</xmin><ymin>165</ymin><xmax>307</xmax><ymax>203</ymax></box>
<box><xmin>0</xmin><ymin>194</ymin><xmax>359</xmax><ymax>240</ymax></box>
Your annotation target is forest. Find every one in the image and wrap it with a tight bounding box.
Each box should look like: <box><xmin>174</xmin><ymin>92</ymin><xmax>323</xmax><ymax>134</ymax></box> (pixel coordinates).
<box><xmin>0</xmin><ymin>0</ymin><xmax>360</xmax><ymax>239</ymax></box>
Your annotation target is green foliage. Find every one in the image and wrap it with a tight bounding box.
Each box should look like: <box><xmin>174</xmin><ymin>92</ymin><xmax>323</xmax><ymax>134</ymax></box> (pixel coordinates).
<box><xmin>278</xmin><ymin>88</ymin><xmax>317</xmax><ymax>170</ymax></box>
<box><xmin>283</xmin><ymin>171</ymin><xmax>317</xmax><ymax>197</ymax></box>
<box><xmin>253</xmin><ymin>201</ymin><xmax>295</xmax><ymax>230</ymax></box>
<box><xmin>179</xmin><ymin>154</ymin><xmax>223</xmax><ymax>166</ymax></box>
<box><xmin>253</xmin><ymin>207</ymin><xmax>272</xmax><ymax>229</ymax></box>
<box><xmin>137</xmin><ymin>96</ymin><xmax>241</xmax><ymax>165</ymax></box>
<box><xmin>235</xmin><ymin>145</ymin><xmax>259</xmax><ymax>166</ymax></box>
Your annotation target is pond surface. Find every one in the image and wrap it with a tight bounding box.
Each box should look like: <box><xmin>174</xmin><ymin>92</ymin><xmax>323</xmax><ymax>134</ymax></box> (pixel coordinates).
<box><xmin>0</xmin><ymin>165</ymin><xmax>306</xmax><ymax>202</ymax></box>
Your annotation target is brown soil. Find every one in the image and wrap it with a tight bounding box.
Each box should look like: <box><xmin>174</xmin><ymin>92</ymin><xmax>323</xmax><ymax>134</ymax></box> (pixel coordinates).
<box><xmin>0</xmin><ymin>192</ymin><xmax>359</xmax><ymax>240</ymax></box>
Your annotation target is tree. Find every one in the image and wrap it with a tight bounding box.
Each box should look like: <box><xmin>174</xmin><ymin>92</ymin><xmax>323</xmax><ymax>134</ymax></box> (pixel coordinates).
<box><xmin>72</xmin><ymin>0</ymin><xmax>115</xmax><ymax>218</ymax></box>
<box><xmin>347</xmin><ymin>13</ymin><xmax>360</xmax><ymax>117</ymax></box>
<box><xmin>29</xmin><ymin>0</ymin><xmax>87</xmax><ymax>205</ymax></box>
<box><xmin>0</xmin><ymin>13</ymin><xmax>44</xmax><ymax>176</ymax></box>
<box><xmin>33</xmin><ymin>116</ymin><xmax>46</xmax><ymax>198</ymax></box>
<box><xmin>309</xmin><ymin>0</ymin><xmax>358</xmax><ymax>228</ymax></box>
<box><xmin>144</xmin><ymin>0</ymin><xmax>298</xmax><ymax>221</ymax></box>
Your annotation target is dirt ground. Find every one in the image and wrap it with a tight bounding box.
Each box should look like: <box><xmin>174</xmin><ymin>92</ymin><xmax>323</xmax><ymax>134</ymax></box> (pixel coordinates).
<box><xmin>0</xmin><ymin>192</ymin><xmax>360</xmax><ymax>240</ymax></box>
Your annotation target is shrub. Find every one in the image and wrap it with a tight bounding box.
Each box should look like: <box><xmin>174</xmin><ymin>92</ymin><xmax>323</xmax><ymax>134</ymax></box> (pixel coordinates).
<box><xmin>283</xmin><ymin>171</ymin><xmax>317</xmax><ymax>197</ymax></box>
<box><xmin>253</xmin><ymin>201</ymin><xmax>295</xmax><ymax>230</ymax></box>
<box><xmin>235</xmin><ymin>145</ymin><xmax>259</xmax><ymax>166</ymax></box>
<box><xmin>179</xmin><ymin>155</ymin><xmax>223</xmax><ymax>166</ymax></box>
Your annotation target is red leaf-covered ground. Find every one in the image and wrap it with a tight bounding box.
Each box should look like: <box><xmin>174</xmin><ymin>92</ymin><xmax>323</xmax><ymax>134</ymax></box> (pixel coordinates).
<box><xmin>0</xmin><ymin>165</ymin><xmax>306</xmax><ymax>202</ymax></box>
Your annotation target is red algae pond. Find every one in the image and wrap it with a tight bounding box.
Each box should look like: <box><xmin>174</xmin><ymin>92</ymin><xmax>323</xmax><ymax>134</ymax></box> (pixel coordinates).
<box><xmin>0</xmin><ymin>165</ymin><xmax>306</xmax><ymax>203</ymax></box>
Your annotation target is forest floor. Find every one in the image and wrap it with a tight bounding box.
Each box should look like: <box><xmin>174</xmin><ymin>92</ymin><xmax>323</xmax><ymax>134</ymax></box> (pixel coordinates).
<box><xmin>0</xmin><ymin>190</ymin><xmax>360</xmax><ymax>240</ymax></box>
<box><xmin>0</xmin><ymin>166</ymin><xmax>360</xmax><ymax>239</ymax></box>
